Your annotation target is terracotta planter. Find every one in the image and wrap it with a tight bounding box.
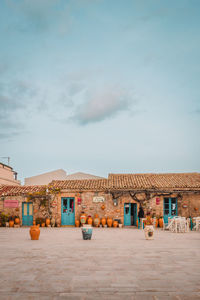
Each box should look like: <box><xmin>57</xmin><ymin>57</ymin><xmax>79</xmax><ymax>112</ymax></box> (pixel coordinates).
<box><xmin>33</xmin><ymin>220</ymin><xmax>36</xmax><ymax>225</ymax></box>
<box><xmin>113</xmin><ymin>220</ymin><xmax>118</xmax><ymax>228</ymax></box>
<box><xmin>41</xmin><ymin>223</ymin><xmax>45</xmax><ymax>227</ymax></box>
<box><xmin>107</xmin><ymin>218</ymin><xmax>113</xmax><ymax>227</ymax></box>
<box><xmin>93</xmin><ymin>215</ymin><xmax>100</xmax><ymax>227</ymax></box>
<box><xmin>30</xmin><ymin>225</ymin><xmax>40</xmax><ymax>240</ymax></box>
<box><xmin>155</xmin><ymin>219</ymin><xmax>158</xmax><ymax>228</ymax></box>
<box><xmin>159</xmin><ymin>218</ymin><xmax>163</xmax><ymax>228</ymax></box>
<box><xmin>9</xmin><ymin>220</ymin><xmax>14</xmax><ymax>227</ymax></box>
<box><xmin>15</xmin><ymin>218</ymin><xmax>20</xmax><ymax>225</ymax></box>
<box><xmin>80</xmin><ymin>213</ymin><xmax>87</xmax><ymax>225</ymax></box>
<box><xmin>75</xmin><ymin>220</ymin><xmax>80</xmax><ymax>227</ymax></box>
<box><xmin>101</xmin><ymin>218</ymin><xmax>106</xmax><ymax>227</ymax></box>
<box><xmin>87</xmin><ymin>217</ymin><xmax>93</xmax><ymax>226</ymax></box>
<box><xmin>46</xmin><ymin>218</ymin><xmax>50</xmax><ymax>227</ymax></box>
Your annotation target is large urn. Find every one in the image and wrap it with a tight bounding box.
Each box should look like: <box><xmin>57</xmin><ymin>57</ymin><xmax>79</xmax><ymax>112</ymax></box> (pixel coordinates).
<box><xmin>113</xmin><ymin>220</ymin><xmax>118</xmax><ymax>228</ymax></box>
<box><xmin>144</xmin><ymin>225</ymin><xmax>154</xmax><ymax>240</ymax></box>
<box><xmin>101</xmin><ymin>218</ymin><xmax>106</xmax><ymax>227</ymax></box>
<box><xmin>87</xmin><ymin>217</ymin><xmax>93</xmax><ymax>226</ymax></box>
<box><xmin>46</xmin><ymin>218</ymin><xmax>51</xmax><ymax>227</ymax></box>
<box><xmin>30</xmin><ymin>225</ymin><xmax>40</xmax><ymax>240</ymax></box>
<box><xmin>93</xmin><ymin>214</ymin><xmax>100</xmax><ymax>227</ymax></box>
<box><xmin>80</xmin><ymin>213</ymin><xmax>87</xmax><ymax>225</ymax></box>
<box><xmin>107</xmin><ymin>218</ymin><xmax>113</xmax><ymax>227</ymax></box>
<box><xmin>81</xmin><ymin>225</ymin><xmax>93</xmax><ymax>240</ymax></box>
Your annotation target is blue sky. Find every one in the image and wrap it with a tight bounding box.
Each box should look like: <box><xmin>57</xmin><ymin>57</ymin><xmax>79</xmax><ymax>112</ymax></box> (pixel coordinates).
<box><xmin>0</xmin><ymin>0</ymin><xmax>200</xmax><ymax>181</ymax></box>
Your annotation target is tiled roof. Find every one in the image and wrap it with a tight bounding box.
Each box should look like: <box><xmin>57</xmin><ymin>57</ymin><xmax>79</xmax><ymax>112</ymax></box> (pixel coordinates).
<box><xmin>50</xmin><ymin>179</ymin><xmax>109</xmax><ymax>191</ymax></box>
<box><xmin>0</xmin><ymin>185</ymin><xmax>47</xmax><ymax>196</ymax></box>
<box><xmin>108</xmin><ymin>173</ymin><xmax>200</xmax><ymax>191</ymax></box>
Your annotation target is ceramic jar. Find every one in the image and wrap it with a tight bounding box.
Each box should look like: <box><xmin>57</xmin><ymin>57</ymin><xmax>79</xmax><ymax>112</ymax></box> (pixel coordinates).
<box><xmin>81</xmin><ymin>225</ymin><xmax>93</xmax><ymax>240</ymax></box>
<box><xmin>9</xmin><ymin>220</ymin><xmax>14</xmax><ymax>227</ymax></box>
<box><xmin>30</xmin><ymin>225</ymin><xmax>40</xmax><ymax>240</ymax></box>
<box><xmin>113</xmin><ymin>220</ymin><xmax>118</xmax><ymax>228</ymax></box>
<box><xmin>80</xmin><ymin>213</ymin><xmax>87</xmax><ymax>225</ymax></box>
<box><xmin>15</xmin><ymin>217</ymin><xmax>20</xmax><ymax>225</ymax></box>
<box><xmin>75</xmin><ymin>220</ymin><xmax>80</xmax><ymax>227</ymax></box>
<box><xmin>33</xmin><ymin>220</ymin><xmax>36</xmax><ymax>225</ymax></box>
<box><xmin>144</xmin><ymin>225</ymin><xmax>154</xmax><ymax>240</ymax></box>
<box><xmin>87</xmin><ymin>217</ymin><xmax>93</xmax><ymax>226</ymax></box>
<box><xmin>101</xmin><ymin>218</ymin><xmax>106</xmax><ymax>227</ymax></box>
<box><xmin>93</xmin><ymin>214</ymin><xmax>100</xmax><ymax>227</ymax></box>
<box><xmin>41</xmin><ymin>223</ymin><xmax>45</xmax><ymax>227</ymax></box>
<box><xmin>46</xmin><ymin>218</ymin><xmax>50</xmax><ymax>227</ymax></box>
<box><xmin>159</xmin><ymin>218</ymin><xmax>163</xmax><ymax>228</ymax></box>
<box><xmin>107</xmin><ymin>218</ymin><xmax>113</xmax><ymax>227</ymax></box>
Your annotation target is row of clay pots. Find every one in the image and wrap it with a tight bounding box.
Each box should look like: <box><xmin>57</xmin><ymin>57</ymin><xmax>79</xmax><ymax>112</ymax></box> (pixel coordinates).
<box><xmin>33</xmin><ymin>218</ymin><xmax>51</xmax><ymax>227</ymax></box>
<box><xmin>77</xmin><ymin>215</ymin><xmax>119</xmax><ymax>227</ymax></box>
<box><xmin>136</xmin><ymin>218</ymin><xmax>164</xmax><ymax>228</ymax></box>
<box><xmin>9</xmin><ymin>217</ymin><xmax>20</xmax><ymax>227</ymax></box>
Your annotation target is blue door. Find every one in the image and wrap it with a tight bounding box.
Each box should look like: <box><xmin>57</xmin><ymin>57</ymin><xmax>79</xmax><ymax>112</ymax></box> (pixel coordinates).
<box><xmin>164</xmin><ymin>198</ymin><xmax>178</xmax><ymax>224</ymax></box>
<box><xmin>22</xmin><ymin>202</ymin><xmax>33</xmax><ymax>226</ymax></box>
<box><xmin>61</xmin><ymin>198</ymin><xmax>75</xmax><ymax>225</ymax></box>
<box><xmin>133</xmin><ymin>203</ymin><xmax>137</xmax><ymax>226</ymax></box>
<box><xmin>124</xmin><ymin>203</ymin><xmax>131</xmax><ymax>226</ymax></box>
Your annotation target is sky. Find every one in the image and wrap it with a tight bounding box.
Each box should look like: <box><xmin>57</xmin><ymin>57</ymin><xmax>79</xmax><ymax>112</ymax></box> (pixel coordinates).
<box><xmin>0</xmin><ymin>0</ymin><xmax>200</xmax><ymax>182</ymax></box>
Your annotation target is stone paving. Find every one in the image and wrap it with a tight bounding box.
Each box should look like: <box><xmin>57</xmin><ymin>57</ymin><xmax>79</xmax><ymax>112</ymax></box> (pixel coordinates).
<box><xmin>0</xmin><ymin>227</ymin><xmax>200</xmax><ymax>300</ymax></box>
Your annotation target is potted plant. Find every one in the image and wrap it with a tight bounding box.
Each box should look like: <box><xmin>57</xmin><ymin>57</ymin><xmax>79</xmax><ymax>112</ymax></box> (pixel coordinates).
<box><xmin>144</xmin><ymin>212</ymin><xmax>154</xmax><ymax>240</ymax></box>
<box><xmin>0</xmin><ymin>213</ymin><xmax>9</xmax><ymax>227</ymax></box>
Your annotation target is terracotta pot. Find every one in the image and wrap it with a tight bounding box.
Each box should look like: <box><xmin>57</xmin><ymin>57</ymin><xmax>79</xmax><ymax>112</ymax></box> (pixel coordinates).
<box><xmin>101</xmin><ymin>218</ymin><xmax>106</xmax><ymax>227</ymax></box>
<box><xmin>155</xmin><ymin>219</ymin><xmax>158</xmax><ymax>228</ymax></box>
<box><xmin>75</xmin><ymin>220</ymin><xmax>80</xmax><ymax>227</ymax></box>
<box><xmin>136</xmin><ymin>219</ymin><xmax>138</xmax><ymax>227</ymax></box>
<box><xmin>46</xmin><ymin>218</ymin><xmax>50</xmax><ymax>227</ymax></box>
<box><xmin>29</xmin><ymin>225</ymin><xmax>40</xmax><ymax>240</ymax></box>
<box><xmin>93</xmin><ymin>215</ymin><xmax>100</xmax><ymax>227</ymax></box>
<box><xmin>107</xmin><ymin>218</ymin><xmax>113</xmax><ymax>227</ymax></box>
<box><xmin>41</xmin><ymin>223</ymin><xmax>45</xmax><ymax>227</ymax></box>
<box><xmin>113</xmin><ymin>220</ymin><xmax>118</xmax><ymax>228</ymax></box>
<box><xmin>101</xmin><ymin>204</ymin><xmax>105</xmax><ymax>210</ymax></box>
<box><xmin>80</xmin><ymin>213</ymin><xmax>87</xmax><ymax>225</ymax></box>
<box><xmin>33</xmin><ymin>220</ymin><xmax>36</xmax><ymax>225</ymax></box>
<box><xmin>159</xmin><ymin>218</ymin><xmax>163</xmax><ymax>228</ymax></box>
<box><xmin>9</xmin><ymin>220</ymin><xmax>14</xmax><ymax>227</ymax></box>
<box><xmin>87</xmin><ymin>217</ymin><xmax>93</xmax><ymax>226</ymax></box>
<box><xmin>15</xmin><ymin>218</ymin><xmax>20</xmax><ymax>225</ymax></box>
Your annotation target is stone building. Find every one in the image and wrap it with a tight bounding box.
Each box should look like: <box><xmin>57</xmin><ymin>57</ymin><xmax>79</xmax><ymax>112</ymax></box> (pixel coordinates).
<box><xmin>0</xmin><ymin>172</ymin><xmax>200</xmax><ymax>226</ymax></box>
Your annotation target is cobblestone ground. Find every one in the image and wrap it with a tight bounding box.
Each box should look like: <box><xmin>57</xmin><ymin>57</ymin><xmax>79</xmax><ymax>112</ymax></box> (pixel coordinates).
<box><xmin>0</xmin><ymin>227</ymin><xmax>200</xmax><ymax>300</ymax></box>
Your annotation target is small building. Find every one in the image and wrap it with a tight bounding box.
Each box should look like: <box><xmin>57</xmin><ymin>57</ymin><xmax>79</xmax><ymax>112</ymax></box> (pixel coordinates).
<box><xmin>0</xmin><ymin>162</ymin><xmax>20</xmax><ymax>186</ymax></box>
<box><xmin>0</xmin><ymin>172</ymin><xmax>200</xmax><ymax>227</ymax></box>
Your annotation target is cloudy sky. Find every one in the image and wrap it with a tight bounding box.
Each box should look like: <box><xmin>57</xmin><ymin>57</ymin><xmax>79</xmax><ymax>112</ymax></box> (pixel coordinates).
<box><xmin>0</xmin><ymin>0</ymin><xmax>200</xmax><ymax>182</ymax></box>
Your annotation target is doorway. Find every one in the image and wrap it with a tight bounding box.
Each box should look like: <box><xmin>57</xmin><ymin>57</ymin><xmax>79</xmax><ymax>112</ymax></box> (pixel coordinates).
<box><xmin>124</xmin><ymin>203</ymin><xmax>137</xmax><ymax>226</ymax></box>
<box><xmin>61</xmin><ymin>197</ymin><xmax>75</xmax><ymax>225</ymax></box>
<box><xmin>22</xmin><ymin>202</ymin><xmax>33</xmax><ymax>226</ymax></box>
<box><xmin>163</xmin><ymin>198</ymin><xmax>178</xmax><ymax>224</ymax></box>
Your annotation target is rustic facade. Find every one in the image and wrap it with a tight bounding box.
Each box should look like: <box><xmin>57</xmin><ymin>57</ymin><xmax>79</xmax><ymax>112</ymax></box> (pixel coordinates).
<box><xmin>0</xmin><ymin>173</ymin><xmax>200</xmax><ymax>226</ymax></box>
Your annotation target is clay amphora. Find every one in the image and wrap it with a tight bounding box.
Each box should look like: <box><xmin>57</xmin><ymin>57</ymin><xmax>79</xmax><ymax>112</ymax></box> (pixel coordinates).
<box><xmin>87</xmin><ymin>217</ymin><xmax>93</xmax><ymax>225</ymax></box>
<box><xmin>113</xmin><ymin>220</ymin><xmax>118</xmax><ymax>228</ymax></box>
<box><xmin>93</xmin><ymin>214</ymin><xmax>100</xmax><ymax>227</ymax></box>
<box><xmin>80</xmin><ymin>213</ymin><xmax>87</xmax><ymax>225</ymax></box>
<box><xmin>159</xmin><ymin>218</ymin><xmax>163</xmax><ymax>228</ymax></box>
<box><xmin>101</xmin><ymin>218</ymin><xmax>106</xmax><ymax>227</ymax></box>
<box><xmin>107</xmin><ymin>218</ymin><xmax>113</xmax><ymax>227</ymax></box>
<box><xmin>15</xmin><ymin>218</ymin><xmax>20</xmax><ymax>225</ymax></box>
<box><xmin>30</xmin><ymin>225</ymin><xmax>40</xmax><ymax>240</ymax></box>
<box><xmin>75</xmin><ymin>220</ymin><xmax>80</xmax><ymax>227</ymax></box>
<box><xmin>9</xmin><ymin>220</ymin><xmax>14</xmax><ymax>227</ymax></box>
<box><xmin>46</xmin><ymin>218</ymin><xmax>50</xmax><ymax>227</ymax></box>
<box><xmin>41</xmin><ymin>223</ymin><xmax>45</xmax><ymax>227</ymax></box>
<box><xmin>33</xmin><ymin>220</ymin><xmax>36</xmax><ymax>225</ymax></box>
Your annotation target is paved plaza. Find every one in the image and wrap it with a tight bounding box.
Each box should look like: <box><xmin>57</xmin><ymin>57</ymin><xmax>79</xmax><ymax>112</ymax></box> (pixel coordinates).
<box><xmin>0</xmin><ymin>227</ymin><xmax>200</xmax><ymax>300</ymax></box>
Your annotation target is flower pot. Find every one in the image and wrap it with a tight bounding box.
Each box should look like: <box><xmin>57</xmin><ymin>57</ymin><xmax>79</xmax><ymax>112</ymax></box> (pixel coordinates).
<box><xmin>15</xmin><ymin>218</ymin><xmax>20</xmax><ymax>225</ymax></box>
<box><xmin>155</xmin><ymin>219</ymin><xmax>159</xmax><ymax>228</ymax></box>
<box><xmin>81</xmin><ymin>225</ymin><xmax>93</xmax><ymax>240</ymax></box>
<box><xmin>75</xmin><ymin>220</ymin><xmax>80</xmax><ymax>227</ymax></box>
<box><xmin>93</xmin><ymin>215</ymin><xmax>100</xmax><ymax>227</ymax></box>
<box><xmin>41</xmin><ymin>223</ymin><xmax>45</xmax><ymax>227</ymax></box>
<box><xmin>101</xmin><ymin>218</ymin><xmax>106</xmax><ymax>227</ymax></box>
<box><xmin>159</xmin><ymin>218</ymin><xmax>163</xmax><ymax>228</ymax></box>
<box><xmin>46</xmin><ymin>218</ymin><xmax>50</xmax><ymax>227</ymax></box>
<box><xmin>107</xmin><ymin>218</ymin><xmax>113</xmax><ymax>227</ymax></box>
<box><xmin>87</xmin><ymin>217</ymin><xmax>93</xmax><ymax>226</ymax></box>
<box><xmin>33</xmin><ymin>220</ymin><xmax>36</xmax><ymax>225</ymax></box>
<box><xmin>30</xmin><ymin>225</ymin><xmax>40</xmax><ymax>240</ymax></box>
<box><xmin>113</xmin><ymin>220</ymin><xmax>118</xmax><ymax>228</ymax></box>
<box><xmin>80</xmin><ymin>213</ymin><xmax>87</xmax><ymax>225</ymax></box>
<box><xmin>9</xmin><ymin>220</ymin><xmax>14</xmax><ymax>227</ymax></box>
<box><xmin>144</xmin><ymin>225</ymin><xmax>154</xmax><ymax>240</ymax></box>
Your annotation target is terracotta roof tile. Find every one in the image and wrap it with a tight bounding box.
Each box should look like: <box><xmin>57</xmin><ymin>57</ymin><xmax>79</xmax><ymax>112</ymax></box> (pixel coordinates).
<box><xmin>50</xmin><ymin>179</ymin><xmax>109</xmax><ymax>191</ymax></box>
<box><xmin>0</xmin><ymin>185</ymin><xmax>47</xmax><ymax>196</ymax></box>
<box><xmin>108</xmin><ymin>173</ymin><xmax>200</xmax><ymax>191</ymax></box>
